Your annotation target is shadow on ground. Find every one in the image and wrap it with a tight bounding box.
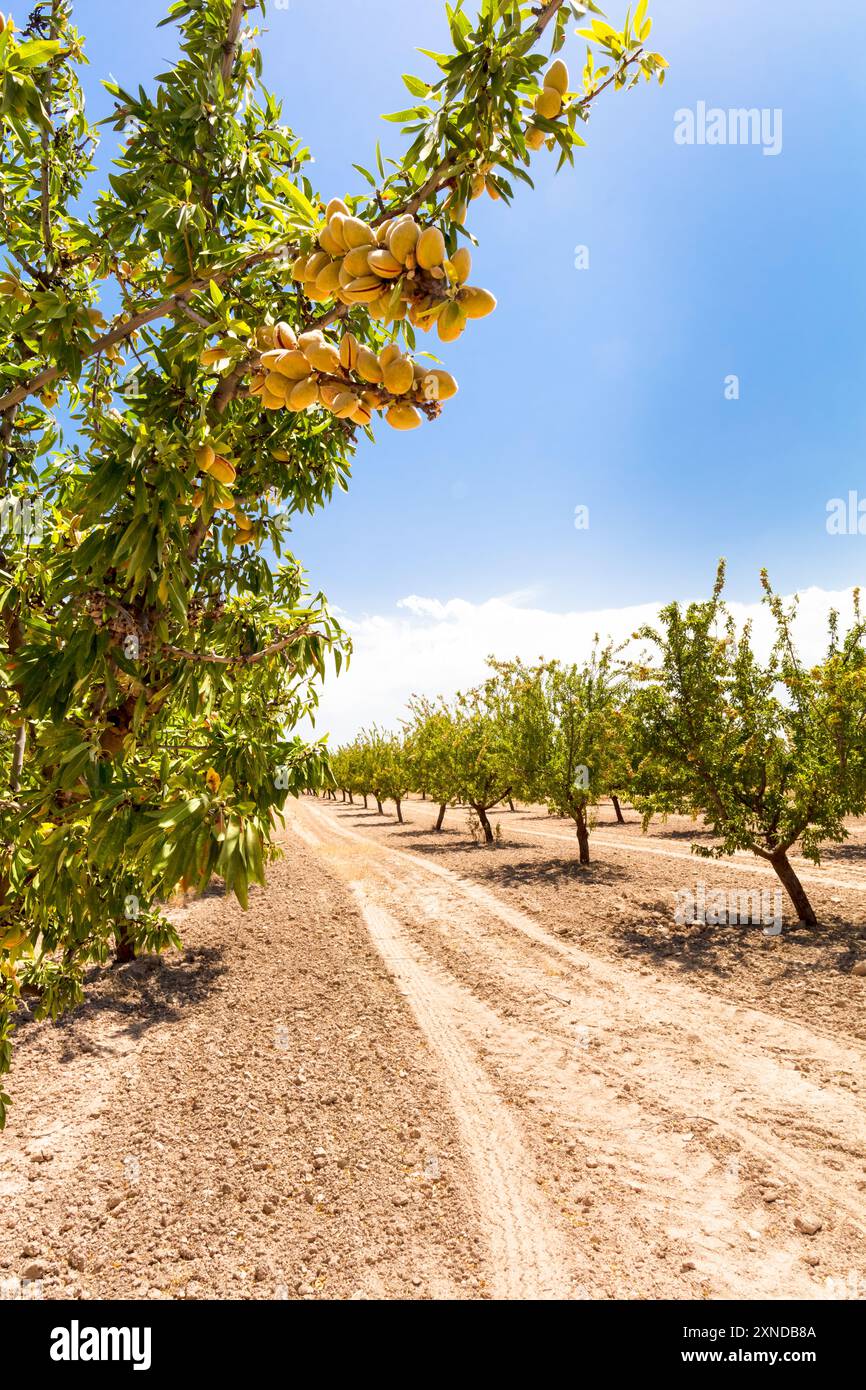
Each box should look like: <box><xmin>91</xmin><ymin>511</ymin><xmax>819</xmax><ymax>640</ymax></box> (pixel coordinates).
<box><xmin>617</xmin><ymin>915</ymin><xmax>863</xmax><ymax>980</ymax></box>
<box><xmin>14</xmin><ymin>947</ymin><xmax>229</xmax><ymax>1062</ymax></box>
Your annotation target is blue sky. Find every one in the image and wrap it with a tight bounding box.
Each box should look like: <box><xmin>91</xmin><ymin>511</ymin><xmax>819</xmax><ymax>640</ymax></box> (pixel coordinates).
<box><xmin>66</xmin><ymin>0</ymin><xmax>866</xmax><ymax>733</ymax></box>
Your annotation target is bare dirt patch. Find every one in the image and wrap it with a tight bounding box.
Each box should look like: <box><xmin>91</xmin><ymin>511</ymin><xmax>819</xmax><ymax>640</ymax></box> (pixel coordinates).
<box><xmin>0</xmin><ymin>834</ymin><xmax>486</xmax><ymax>1300</ymax></box>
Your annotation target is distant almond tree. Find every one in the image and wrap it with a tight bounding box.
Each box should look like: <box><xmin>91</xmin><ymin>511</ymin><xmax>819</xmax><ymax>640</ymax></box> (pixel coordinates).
<box><xmin>404</xmin><ymin>696</ymin><xmax>458</xmax><ymax>831</ymax></box>
<box><xmin>488</xmin><ymin>645</ymin><xmax>629</xmax><ymax>862</ymax></box>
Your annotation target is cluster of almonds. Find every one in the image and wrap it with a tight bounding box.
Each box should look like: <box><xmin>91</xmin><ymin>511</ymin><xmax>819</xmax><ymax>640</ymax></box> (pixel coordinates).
<box><xmin>248</xmin><ymin>321</ymin><xmax>457</xmax><ymax>432</ymax></box>
<box><xmin>525</xmin><ymin>58</ymin><xmax>571</xmax><ymax>150</ymax></box>
<box><xmin>291</xmin><ymin>199</ymin><xmax>495</xmax><ymax>343</ymax></box>
<box><xmin>190</xmin><ymin>444</ymin><xmax>256</xmax><ymax>543</ymax></box>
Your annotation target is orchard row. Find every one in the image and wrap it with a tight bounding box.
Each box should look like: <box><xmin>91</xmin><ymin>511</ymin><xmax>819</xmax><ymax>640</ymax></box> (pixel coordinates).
<box><xmin>328</xmin><ymin>566</ymin><xmax>866</xmax><ymax>927</ymax></box>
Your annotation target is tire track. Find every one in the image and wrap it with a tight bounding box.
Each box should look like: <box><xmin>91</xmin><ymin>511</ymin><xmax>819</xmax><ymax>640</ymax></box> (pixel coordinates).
<box><xmin>348</xmin><ymin>882</ymin><xmax>579</xmax><ymax>1299</ymax></box>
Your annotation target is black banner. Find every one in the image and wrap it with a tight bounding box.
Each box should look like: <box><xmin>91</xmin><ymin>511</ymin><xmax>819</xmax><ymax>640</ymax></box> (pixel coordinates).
<box><xmin>4</xmin><ymin>1298</ymin><xmax>857</xmax><ymax>1376</ymax></box>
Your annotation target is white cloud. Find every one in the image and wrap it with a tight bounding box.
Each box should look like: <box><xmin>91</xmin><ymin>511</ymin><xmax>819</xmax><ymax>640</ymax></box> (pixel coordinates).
<box><xmin>307</xmin><ymin>584</ymin><xmax>862</xmax><ymax>744</ymax></box>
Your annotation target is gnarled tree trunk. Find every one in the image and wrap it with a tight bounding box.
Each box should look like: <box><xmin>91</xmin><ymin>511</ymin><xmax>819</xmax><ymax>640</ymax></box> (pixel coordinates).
<box><xmin>435</xmin><ymin>802</ymin><xmax>446</xmax><ymax>831</ymax></box>
<box><xmin>770</xmin><ymin>849</ymin><xmax>817</xmax><ymax>926</ymax></box>
<box><xmin>574</xmin><ymin>808</ymin><xmax>590</xmax><ymax>864</ymax></box>
<box><xmin>474</xmin><ymin>804</ymin><xmax>494</xmax><ymax>845</ymax></box>
<box><xmin>114</xmin><ymin>925</ymin><xmax>135</xmax><ymax>964</ymax></box>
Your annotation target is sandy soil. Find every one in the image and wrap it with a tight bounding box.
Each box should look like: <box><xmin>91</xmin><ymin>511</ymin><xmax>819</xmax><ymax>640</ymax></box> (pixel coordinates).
<box><xmin>2</xmin><ymin>793</ymin><xmax>864</xmax><ymax>1300</ymax></box>
<box><xmin>0</xmin><ymin>834</ymin><xmax>488</xmax><ymax>1300</ymax></box>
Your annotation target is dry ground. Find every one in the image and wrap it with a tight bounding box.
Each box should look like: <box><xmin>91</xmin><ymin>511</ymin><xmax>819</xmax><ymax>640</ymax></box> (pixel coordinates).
<box><xmin>1</xmin><ymin>794</ymin><xmax>865</xmax><ymax>1300</ymax></box>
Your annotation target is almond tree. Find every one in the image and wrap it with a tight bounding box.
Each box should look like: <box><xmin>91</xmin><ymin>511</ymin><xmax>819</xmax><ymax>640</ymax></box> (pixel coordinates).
<box><xmin>0</xmin><ymin>0</ymin><xmax>664</xmax><ymax>1122</ymax></box>
<box><xmin>631</xmin><ymin>563</ymin><xmax>866</xmax><ymax>926</ymax></box>
<box><xmin>357</xmin><ymin>726</ymin><xmax>412</xmax><ymax>822</ymax></box>
<box><xmin>489</xmin><ymin>646</ymin><xmax>627</xmax><ymax>862</ymax></box>
<box><xmin>444</xmin><ymin>686</ymin><xmax>516</xmax><ymax>844</ymax></box>
<box><xmin>404</xmin><ymin>695</ymin><xmax>457</xmax><ymax>831</ymax></box>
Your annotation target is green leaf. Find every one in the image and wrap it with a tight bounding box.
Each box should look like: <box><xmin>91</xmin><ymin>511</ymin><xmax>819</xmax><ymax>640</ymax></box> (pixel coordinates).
<box><xmin>272</xmin><ymin>176</ymin><xmax>320</xmax><ymax>227</ymax></box>
<box><xmin>402</xmin><ymin>73</ymin><xmax>430</xmax><ymax>98</ymax></box>
<box><xmin>11</xmin><ymin>39</ymin><xmax>64</xmax><ymax>70</ymax></box>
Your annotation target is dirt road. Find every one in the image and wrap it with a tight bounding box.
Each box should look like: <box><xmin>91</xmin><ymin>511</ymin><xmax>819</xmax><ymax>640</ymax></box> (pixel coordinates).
<box><xmin>2</xmin><ymin>795</ymin><xmax>864</xmax><ymax>1301</ymax></box>
<box><xmin>292</xmin><ymin>797</ymin><xmax>866</xmax><ymax>1299</ymax></box>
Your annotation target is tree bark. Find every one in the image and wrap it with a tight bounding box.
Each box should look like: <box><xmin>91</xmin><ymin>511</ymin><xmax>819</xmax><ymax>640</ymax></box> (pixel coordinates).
<box><xmin>574</xmin><ymin>809</ymin><xmax>590</xmax><ymax>864</ymax></box>
<box><xmin>769</xmin><ymin>849</ymin><xmax>817</xmax><ymax>925</ymax></box>
<box><xmin>435</xmin><ymin>802</ymin><xmax>446</xmax><ymax>831</ymax></box>
<box><xmin>507</xmin><ymin>798</ymin><xmax>515</xmax><ymax>812</ymax></box>
<box><xmin>114</xmin><ymin>924</ymin><xmax>135</xmax><ymax>964</ymax></box>
<box><xmin>474</xmin><ymin>804</ymin><xmax>494</xmax><ymax>845</ymax></box>
<box><xmin>394</xmin><ymin>798</ymin><xmax>403</xmax><ymax>823</ymax></box>
<box><xmin>348</xmin><ymin>791</ymin><xmax>354</xmax><ymax>805</ymax></box>
<box><xmin>10</xmin><ymin>722</ymin><xmax>25</xmax><ymax>795</ymax></box>
<box><xmin>611</xmin><ymin>794</ymin><xmax>625</xmax><ymax>824</ymax></box>
<box><xmin>363</xmin><ymin>794</ymin><xmax>368</xmax><ymax>809</ymax></box>
<box><xmin>375</xmin><ymin>796</ymin><xmax>383</xmax><ymax>814</ymax></box>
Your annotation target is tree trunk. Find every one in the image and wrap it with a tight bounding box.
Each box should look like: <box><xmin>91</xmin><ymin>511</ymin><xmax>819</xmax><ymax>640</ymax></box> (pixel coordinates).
<box><xmin>611</xmin><ymin>794</ymin><xmax>625</xmax><ymax>824</ymax></box>
<box><xmin>363</xmin><ymin>794</ymin><xmax>368</xmax><ymax>809</ymax></box>
<box><xmin>375</xmin><ymin>796</ymin><xmax>383</xmax><ymax>814</ymax></box>
<box><xmin>507</xmin><ymin>798</ymin><xmax>515</xmax><ymax>812</ymax></box>
<box><xmin>348</xmin><ymin>791</ymin><xmax>354</xmax><ymax>805</ymax></box>
<box><xmin>474</xmin><ymin>804</ymin><xmax>494</xmax><ymax>845</ymax></box>
<box><xmin>435</xmin><ymin>802</ymin><xmax>446</xmax><ymax>831</ymax></box>
<box><xmin>574</xmin><ymin>809</ymin><xmax>590</xmax><ymax>864</ymax></box>
<box><xmin>114</xmin><ymin>924</ymin><xmax>135</xmax><ymax>964</ymax></box>
<box><xmin>421</xmin><ymin>790</ymin><xmax>427</xmax><ymax>801</ymax></box>
<box><xmin>395</xmin><ymin>798</ymin><xmax>403</xmax><ymax>823</ymax></box>
<box><xmin>10</xmin><ymin>722</ymin><xmax>26</xmax><ymax>794</ymax></box>
<box><xmin>770</xmin><ymin>849</ymin><xmax>817</xmax><ymax>925</ymax></box>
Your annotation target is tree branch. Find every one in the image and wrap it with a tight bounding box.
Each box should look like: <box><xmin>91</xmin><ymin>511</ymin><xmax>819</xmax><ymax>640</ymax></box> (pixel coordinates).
<box><xmin>386</xmin><ymin>42</ymin><xmax>644</xmax><ymax>220</ymax></box>
<box><xmin>0</xmin><ymin>235</ymin><xmax>302</xmax><ymax>415</ymax></box>
<box><xmin>173</xmin><ymin>300</ymin><xmax>211</xmax><ymax>329</ymax></box>
<box><xmin>38</xmin><ymin>0</ymin><xmax>62</xmax><ymax>267</ymax></box>
<box><xmin>221</xmin><ymin>0</ymin><xmax>246</xmax><ymax>85</ymax></box>
<box><xmin>163</xmin><ymin>623</ymin><xmax>313</xmax><ymax>667</ymax></box>
<box><xmin>0</xmin><ymin>25</ymin><xmax>643</xmax><ymax>417</ymax></box>
<box><xmin>534</xmin><ymin>0</ymin><xmax>566</xmax><ymax>35</ymax></box>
